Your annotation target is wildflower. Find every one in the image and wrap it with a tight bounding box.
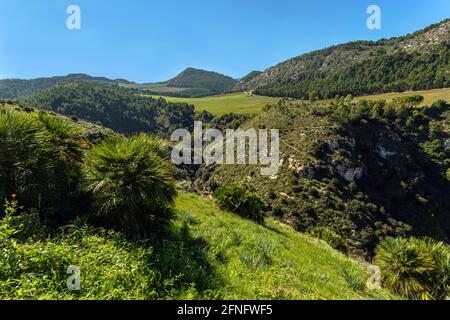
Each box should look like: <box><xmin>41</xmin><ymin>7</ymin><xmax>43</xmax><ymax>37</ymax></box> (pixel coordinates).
<box><xmin>11</xmin><ymin>194</ymin><xmax>17</xmax><ymax>199</ymax></box>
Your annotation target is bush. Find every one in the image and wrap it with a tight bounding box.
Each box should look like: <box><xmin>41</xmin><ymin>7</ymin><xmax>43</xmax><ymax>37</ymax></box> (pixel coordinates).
<box><xmin>393</xmin><ymin>95</ymin><xmax>424</xmax><ymax>106</ymax></box>
<box><xmin>0</xmin><ymin>111</ymin><xmax>84</xmax><ymax>214</ymax></box>
<box><xmin>214</xmin><ymin>185</ymin><xmax>265</xmax><ymax>223</ymax></box>
<box><xmin>82</xmin><ymin>134</ymin><xmax>177</xmax><ymax>237</ymax></box>
<box><xmin>0</xmin><ymin>216</ymin><xmax>160</xmax><ymax>300</ymax></box>
<box><xmin>307</xmin><ymin>226</ymin><xmax>347</xmax><ymax>253</ymax></box>
<box><xmin>375</xmin><ymin>237</ymin><xmax>450</xmax><ymax>299</ymax></box>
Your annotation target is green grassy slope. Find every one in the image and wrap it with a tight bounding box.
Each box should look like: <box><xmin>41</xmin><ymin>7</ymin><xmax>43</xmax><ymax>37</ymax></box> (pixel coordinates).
<box><xmin>353</xmin><ymin>87</ymin><xmax>450</xmax><ymax>106</ymax></box>
<box><xmin>174</xmin><ymin>192</ymin><xmax>396</xmax><ymax>299</ymax></box>
<box><xmin>155</xmin><ymin>88</ymin><xmax>450</xmax><ymax>115</ymax></box>
<box><xmin>120</xmin><ymin>82</ymin><xmax>189</xmax><ymax>93</ymax></box>
<box><xmin>0</xmin><ymin>190</ymin><xmax>396</xmax><ymax>300</ymax></box>
<box><xmin>149</xmin><ymin>92</ymin><xmax>281</xmax><ymax>115</ymax></box>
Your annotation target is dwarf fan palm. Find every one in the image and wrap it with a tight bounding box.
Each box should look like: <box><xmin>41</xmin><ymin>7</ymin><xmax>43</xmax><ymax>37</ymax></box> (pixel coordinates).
<box><xmin>375</xmin><ymin>237</ymin><xmax>450</xmax><ymax>299</ymax></box>
<box><xmin>0</xmin><ymin>111</ymin><xmax>52</xmax><ymax>208</ymax></box>
<box><xmin>82</xmin><ymin>134</ymin><xmax>176</xmax><ymax>236</ymax></box>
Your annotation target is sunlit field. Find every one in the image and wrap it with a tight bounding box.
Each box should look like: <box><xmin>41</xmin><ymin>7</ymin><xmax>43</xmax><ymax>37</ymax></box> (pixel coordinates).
<box><xmin>150</xmin><ymin>92</ymin><xmax>281</xmax><ymax>115</ymax></box>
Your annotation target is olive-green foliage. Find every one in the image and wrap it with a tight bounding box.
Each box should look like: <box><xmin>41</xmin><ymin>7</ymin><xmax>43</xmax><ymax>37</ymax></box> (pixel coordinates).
<box><xmin>0</xmin><ymin>73</ymin><xmax>119</xmax><ymax>100</ymax></box>
<box><xmin>0</xmin><ymin>200</ymin><xmax>163</xmax><ymax>300</ymax></box>
<box><xmin>307</xmin><ymin>226</ymin><xmax>347</xmax><ymax>253</ymax></box>
<box><xmin>375</xmin><ymin>237</ymin><xmax>450</xmax><ymax>300</ymax></box>
<box><xmin>255</xmin><ymin>43</ymin><xmax>450</xmax><ymax>99</ymax></box>
<box><xmin>164</xmin><ymin>67</ymin><xmax>238</xmax><ymax>96</ymax></box>
<box><xmin>156</xmin><ymin>92</ymin><xmax>280</xmax><ymax>115</ymax></box>
<box><xmin>207</xmin><ymin>98</ymin><xmax>450</xmax><ymax>256</ymax></box>
<box><xmin>82</xmin><ymin>134</ymin><xmax>177</xmax><ymax>236</ymax></box>
<box><xmin>393</xmin><ymin>95</ymin><xmax>424</xmax><ymax>106</ymax></box>
<box><xmin>214</xmin><ymin>185</ymin><xmax>265</xmax><ymax>223</ymax></box>
<box><xmin>23</xmin><ymin>82</ymin><xmax>196</xmax><ymax>137</ymax></box>
<box><xmin>0</xmin><ymin>192</ymin><xmax>397</xmax><ymax>300</ymax></box>
<box><xmin>0</xmin><ymin>109</ymin><xmax>84</xmax><ymax>214</ymax></box>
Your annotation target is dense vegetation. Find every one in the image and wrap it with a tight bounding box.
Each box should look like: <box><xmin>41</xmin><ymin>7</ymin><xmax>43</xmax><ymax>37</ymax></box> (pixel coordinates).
<box><xmin>214</xmin><ymin>185</ymin><xmax>265</xmax><ymax>223</ymax></box>
<box><xmin>199</xmin><ymin>97</ymin><xmax>450</xmax><ymax>257</ymax></box>
<box><xmin>141</xmin><ymin>68</ymin><xmax>238</xmax><ymax>98</ymax></box>
<box><xmin>0</xmin><ymin>68</ymin><xmax>239</xmax><ymax>101</ymax></box>
<box><xmin>22</xmin><ymin>82</ymin><xmax>195</xmax><ymax>137</ymax></box>
<box><xmin>237</xmin><ymin>19</ymin><xmax>450</xmax><ymax>99</ymax></box>
<box><xmin>164</xmin><ymin>68</ymin><xmax>238</xmax><ymax>96</ymax></box>
<box><xmin>0</xmin><ymin>73</ymin><xmax>121</xmax><ymax>100</ymax></box>
<box><xmin>0</xmin><ymin>104</ymin><xmax>397</xmax><ymax>299</ymax></box>
<box><xmin>0</xmin><ymin>106</ymin><xmax>87</xmax><ymax>221</ymax></box>
<box><xmin>255</xmin><ymin>44</ymin><xmax>450</xmax><ymax>99</ymax></box>
<box><xmin>375</xmin><ymin>237</ymin><xmax>449</xmax><ymax>300</ymax></box>
<box><xmin>1</xmin><ymin>19</ymin><xmax>449</xmax><ymax>300</ymax></box>
<box><xmin>0</xmin><ymin>98</ymin><xmax>448</xmax><ymax>299</ymax></box>
<box><xmin>82</xmin><ymin>135</ymin><xmax>177</xmax><ymax>237</ymax></box>
<box><xmin>0</xmin><ymin>190</ymin><xmax>399</xmax><ymax>300</ymax></box>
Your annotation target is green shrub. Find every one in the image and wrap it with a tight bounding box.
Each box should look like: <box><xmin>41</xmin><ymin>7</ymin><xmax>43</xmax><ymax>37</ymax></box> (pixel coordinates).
<box><xmin>82</xmin><ymin>134</ymin><xmax>176</xmax><ymax>237</ymax></box>
<box><xmin>0</xmin><ymin>111</ymin><xmax>84</xmax><ymax>213</ymax></box>
<box><xmin>393</xmin><ymin>95</ymin><xmax>424</xmax><ymax>106</ymax></box>
<box><xmin>307</xmin><ymin>226</ymin><xmax>347</xmax><ymax>253</ymax></box>
<box><xmin>214</xmin><ymin>185</ymin><xmax>265</xmax><ymax>223</ymax></box>
<box><xmin>0</xmin><ymin>219</ymin><xmax>160</xmax><ymax>299</ymax></box>
<box><xmin>375</xmin><ymin>237</ymin><xmax>450</xmax><ymax>299</ymax></box>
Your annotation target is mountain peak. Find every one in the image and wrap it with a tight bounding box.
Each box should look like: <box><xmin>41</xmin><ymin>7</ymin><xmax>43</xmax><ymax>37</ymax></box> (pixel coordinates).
<box><xmin>165</xmin><ymin>67</ymin><xmax>238</xmax><ymax>94</ymax></box>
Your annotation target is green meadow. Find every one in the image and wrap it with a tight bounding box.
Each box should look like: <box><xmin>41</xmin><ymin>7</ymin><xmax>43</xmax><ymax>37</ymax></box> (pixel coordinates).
<box><xmin>151</xmin><ymin>88</ymin><xmax>450</xmax><ymax>115</ymax></box>
<box><xmin>353</xmin><ymin>87</ymin><xmax>450</xmax><ymax>106</ymax></box>
<box><xmin>150</xmin><ymin>92</ymin><xmax>281</xmax><ymax>115</ymax></box>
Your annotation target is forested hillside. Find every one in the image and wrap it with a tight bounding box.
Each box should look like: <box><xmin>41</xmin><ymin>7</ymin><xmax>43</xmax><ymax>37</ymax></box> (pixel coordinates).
<box><xmin>136</xmin><ymin>68</ymin><xmax>238</xmax><ymax>98</ymax></box>
<box><xmin>0</xmin><ymin>101</ymin><xmax>399</xmax><ymax>300</ymax></box>
<box><xmin>0</xmin><ymin>68</ymin><xmax>238</xmax><ymax>100</ymax></box>
<box><xmin>236</xmin><ymin>19</ymin><xmax>450</xmax><ymax>99</ymax></box>
<box><xmin>0</xmin><ymin>73</ymin><xmax>126</xmax><ymax>100</ymax></box>
<box><xmin>256</xmin><ymin>43</ymin><xmax>449</xmax><ymax>99</ymax></box>
<box><xmin>196</xmin><ymin>97</ymin><xmax>450</xmax><ymax>256</ymax></box>
<box><xmin>21</xmin><ymin>82</ymin><xmax>195</xmax><ymax>136</ymax></box>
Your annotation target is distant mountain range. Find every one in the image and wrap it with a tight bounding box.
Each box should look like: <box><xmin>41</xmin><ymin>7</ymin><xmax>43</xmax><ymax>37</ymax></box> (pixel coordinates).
<box><xmin>1</xmin><ymin>18</ymin><xmax>449</xmax><ymax>100</ymax></box>
<box><xmin>0</xmin><ymin>73</ymin><xmax>126</xmax><ymax>99</ymax></box>
<box><xmin>122</xmin><ymin>67</ymin><xmax>238</xmax><ymax>98</ymax></box>
<box><xmin>0</xmin><ymin>68</ymin><xmax>238</xmax><ymax>99</ymax></box>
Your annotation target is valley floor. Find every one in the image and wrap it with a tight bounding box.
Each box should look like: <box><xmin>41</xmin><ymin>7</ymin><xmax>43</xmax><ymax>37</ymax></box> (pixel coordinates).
<box><xmin>148</xmin><ymin>92</ymin><xmax>281</xmax><ymax>115</ymax></box>
<box><xmin>151</xmin><ymin>87</ymin><xmax>450</xmax><ymax>115</ymax></box>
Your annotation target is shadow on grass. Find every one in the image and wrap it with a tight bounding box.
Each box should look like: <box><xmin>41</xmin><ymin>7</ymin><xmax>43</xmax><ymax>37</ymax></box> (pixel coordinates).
<box><xmin>262</xmin><ymin>222</ymin><xmax>286</xmax><ymax>235</ymax></box>
<box><xmin>147</xmin><ymin>221</ymin><xmax>224</xmax><ymax>299</ymax></box>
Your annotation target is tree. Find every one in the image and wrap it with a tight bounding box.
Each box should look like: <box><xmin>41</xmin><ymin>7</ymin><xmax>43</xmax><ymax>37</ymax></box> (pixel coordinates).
<box><xmin>309</xmin><ymin>91</ymin><xmax>318</xmax><ymax>102</ymax></box>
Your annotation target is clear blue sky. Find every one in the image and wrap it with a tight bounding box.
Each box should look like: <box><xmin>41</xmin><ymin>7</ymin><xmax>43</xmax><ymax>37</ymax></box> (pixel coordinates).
<box><xmin>0</xmin><ymin>0</ymin><xmax>449</xmax><ymax>82</ymax></box>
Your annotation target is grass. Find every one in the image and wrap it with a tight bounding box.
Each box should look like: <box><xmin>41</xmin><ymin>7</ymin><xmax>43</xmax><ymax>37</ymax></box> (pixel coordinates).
<box><xmin>352</xmin><ymin>87</ymin><xmax>450</xmax><ymax>106</ymax></box>
<box><xmin>149</xmin><ymin>92</ymin><xmax>281</xmax><ymax>115</ymax></box>
<box><xmin>120</xmin><ymin>82</ymin><xmax>189</xmax><ymax>93</ymax></box>
<box><xmin>0</xmin><ymin>191</ymin><xmax>397</xmax><ymax>300</ymax></box>
<box><xmin>151</xmin><ymin>88</ymin><xmax>450</xmax><ymax>115</ymax></box>
<box><xmin>172</xmin><ymin>192</ymin><xmax>396</xmax><ymax>299</ymax></box>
